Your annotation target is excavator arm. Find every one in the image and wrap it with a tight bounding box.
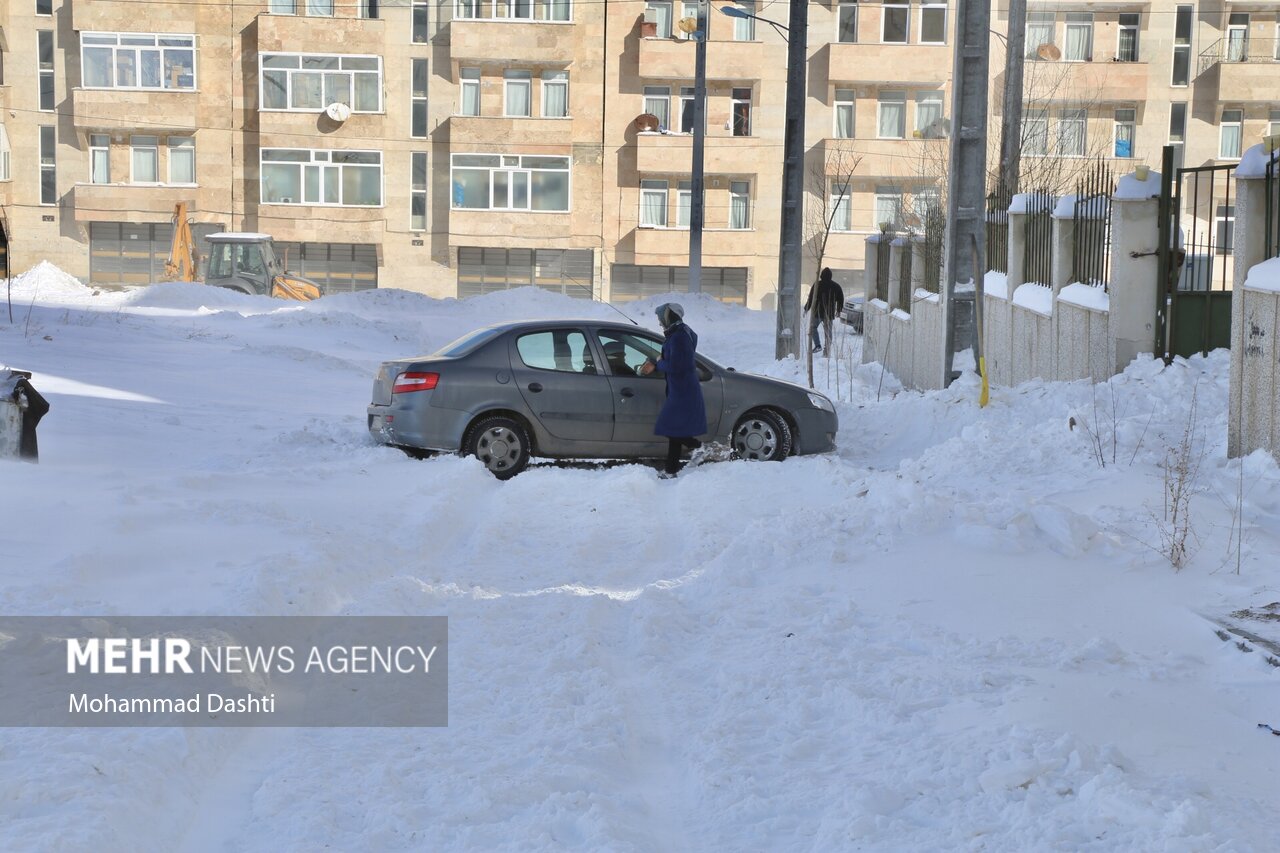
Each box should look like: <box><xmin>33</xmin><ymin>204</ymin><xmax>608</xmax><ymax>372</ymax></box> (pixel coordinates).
<box><xmin>163</xmin><ymin>203</ymin><xmax>198</xmax><ymax>281</ymax></box>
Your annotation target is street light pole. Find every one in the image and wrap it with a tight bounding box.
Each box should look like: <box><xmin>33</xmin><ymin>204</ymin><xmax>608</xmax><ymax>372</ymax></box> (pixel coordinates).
<box><xmin>688</xmin><ymin>1</ymin><xmax>709</xmax><ymax>294</ymax></box>
<box><xmin>774</xmin><ymin>0</ymin><xmax>808</xmax><ymax>359</ymax></box>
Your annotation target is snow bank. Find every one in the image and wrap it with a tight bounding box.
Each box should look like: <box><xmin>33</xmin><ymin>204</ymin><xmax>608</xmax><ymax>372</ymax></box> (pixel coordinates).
<box><xmin>1058</xmin><ymin>282</ymin><xmax>1110</xmax><ymax>312</ymax></box>
<box><xmin>1012</xmin><ymin>282</ymin><xmax>1054</xmax><ymax>315</ymax></box>
<box><xmin>1242</xmin><ymin>256</ymin><xmax>1280</xmax><ymax>293</ymax></box>
<box><xmin>5</xmin><ymin>261</ymin><xmax>97</xmax><ymax>300</ymax></box>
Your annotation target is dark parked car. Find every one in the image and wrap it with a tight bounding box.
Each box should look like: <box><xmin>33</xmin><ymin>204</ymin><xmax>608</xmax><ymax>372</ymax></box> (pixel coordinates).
<box><xmin>367</xmin><ymin>320</ymin><xmax>838</xmax><ymax>478</ymax></box>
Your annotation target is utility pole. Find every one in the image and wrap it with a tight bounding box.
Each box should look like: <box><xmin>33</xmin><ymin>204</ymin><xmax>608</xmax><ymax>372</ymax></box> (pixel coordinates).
<box><xmin>998</xmin><ymin>0</ymin><xmax>1027</xmax><ymax>199</ymax></box>
<box><xmin>687</xmin><ymin>1</ymin><xmax>709</xmax><ymax>294</ymax></box>
<box><xmin>941</xmin><ymin>0</ymin><xmax>991</xmax><ymax>385</ymax></box>
<box><xmin>774</xmin><ymin>0</ymin><xmax>808</xmax><ymax>359</ymax></box>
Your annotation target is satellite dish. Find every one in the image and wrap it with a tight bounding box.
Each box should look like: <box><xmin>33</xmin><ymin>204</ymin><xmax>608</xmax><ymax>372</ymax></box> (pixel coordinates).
<box><xmin>1036</xmin><ymin>43</ymin><xmax>1062</xmax><ymax>61</ymax></box>
<box><xmin>324</xmin><ymin>102</ymin><xmax>352</xmax><ymax>122</ymax></box>
<box><xmin>634</xmin><ymin>113</ymin><xmax>660</xmax><ymax>132</ymax></box>
<box><xmin>677</xmin><ymin>16</ymin><xmax>699</xmax><ymax>34</ymax></box>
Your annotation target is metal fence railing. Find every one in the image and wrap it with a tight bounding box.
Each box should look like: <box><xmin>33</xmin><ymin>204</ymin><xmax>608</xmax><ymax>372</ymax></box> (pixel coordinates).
<box><xmin>898</xmin><ymin>238</ymin><xmax>913</xmax><ymax>313</ymax></box>
<box><xmin>1197</xmin><ymin>37</ymin><xmax>1280</xmax><ymax>76</ymax></box>
<box><xmin>986</xmin><ymin>187</ymin><xmax>1010</xmax><ymax>274</ymax></box>
<box><xmin>875</xmin><ymin>234</ymin><xmax>891</xmax><ymax>302</ymax></box>
<box><xmin>922</xmin><ymin>204</ymin><xmax>945</xmax><ymax>293</ymax></box>
<box><xmin>1023</xmin><ymin>190</ymin><xmax>1055</xmax><ymax>287</ymax></box>
<box><xmin>1267</xmin><ymin>153</ymin><xmax>1280</xmax><ymax>261</ymax></box>
<box><xmin>1072</xmin><ymin>160</ymin><xmax>1115</xmax><ymax>288</ymax></box>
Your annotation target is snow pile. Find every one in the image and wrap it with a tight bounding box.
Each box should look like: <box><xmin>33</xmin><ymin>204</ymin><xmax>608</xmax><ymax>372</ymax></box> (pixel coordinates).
<box><xmin>1242</xmin><ymin>255</ymin><xmax>1280</xmax><ymax>294</ymax></box>
<box><xmin>1058</xmin><ymin>282</ymin><xmax>1110</xmax><ymax>312</ymax></box>
<box><xmin>1012</xmin><ymin>282</ymin><xmax>1054</xmax><ymax>314</ymax></box>
<box><xmin>1115</xmin><ymin>169</ymin><xmax>1161</xmax><ymax>201</ymax></box>
<box><xmin>1234</xmin><ymin>142</ymin><xmax>1280</xmax><ymax>180</ymax></box>
<box><xmin>1</xmin><ymin>266</ymin><xmax>1278</xmax><ymax>851</ymax></box>
<box><xmin>985</xmin><ymin>270</ymin><xmax>1009</xmax><ymax>300</ymax></box>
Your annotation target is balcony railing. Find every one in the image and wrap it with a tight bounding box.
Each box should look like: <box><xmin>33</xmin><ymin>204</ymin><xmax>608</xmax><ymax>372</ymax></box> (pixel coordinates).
<box><xmin>1198</xmin><ymin>37</ymin><xmax>1280</xmax><ymax>76</ymax></box>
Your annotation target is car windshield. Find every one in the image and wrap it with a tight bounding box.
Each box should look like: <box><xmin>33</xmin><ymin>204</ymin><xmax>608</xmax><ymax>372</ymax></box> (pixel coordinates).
<box><xmin>433</xmin><ymin>327</ymin><xmax>504</xmax><ymax>358</ymax></box>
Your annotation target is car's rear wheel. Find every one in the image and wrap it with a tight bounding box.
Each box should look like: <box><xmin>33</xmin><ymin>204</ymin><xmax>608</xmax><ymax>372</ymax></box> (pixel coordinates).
<box><xmin>731</xmin><ymin>409</ymin><xmax>793</xmax><ymax>461</ymax></box>
<box><xmin>468</xmin><ymin>415</ymin><xmax>531</xmax><ymax>479</ymax></box>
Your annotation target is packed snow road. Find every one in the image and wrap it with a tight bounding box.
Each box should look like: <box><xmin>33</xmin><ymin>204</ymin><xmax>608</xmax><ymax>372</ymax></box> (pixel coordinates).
<box><xmin>1</xmin><ymin>264</ymin><xmax>1278</xmax><ymax>851</ymax></box>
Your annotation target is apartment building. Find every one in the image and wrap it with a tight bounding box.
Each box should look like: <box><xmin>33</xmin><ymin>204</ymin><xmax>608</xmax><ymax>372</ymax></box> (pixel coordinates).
<box><xmin>0</xmin><ymin>1</ymin><xmax>1275</xmax><ymax>306</ymax></box>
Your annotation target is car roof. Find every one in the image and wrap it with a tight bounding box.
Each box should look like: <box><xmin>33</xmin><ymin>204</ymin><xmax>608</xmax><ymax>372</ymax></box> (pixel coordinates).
<box><xmin>475</xmin><ymin>318</ymin><xmax>660</xmax><ymax>335</ymax></box>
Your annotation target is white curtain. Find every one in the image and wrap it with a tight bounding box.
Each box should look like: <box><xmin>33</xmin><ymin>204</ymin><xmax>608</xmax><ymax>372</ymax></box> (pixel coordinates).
<box><xmin>641</xmin><ymin>186</ymin><xmax>667</xmax><ymax>227</ymax></box>
<box><xmin>1064</xmin><ymin>25</ymin><xmax>1091</xmax><ymax>61</ymax></box>
<box><xmin>91</xmin><ymin>149</ymin><xmax>110</xmax><ymax>184</ymax></box>
<box><xmin>1221</xmin><ymin>124</ymin><xmax>1241</xmax><ymax>158</ymax></box>
<box><xmin>878</xmin><ymin>101</ymin><xmax>904</xmax><ymax>138</ymax></box>
<box><xmin>462</xmin><ymin>82</ymin><xmax>480</xmax><ymax>116</ymax></box>
<box><xmin>1025</xmin><ymin>22</ymin><xmax>1052</xmax><ymax>57</ymax></box>
<box><xmin>543</xmin><ymin>76</ymin><xmax>568</xmax><ymax>117</ymax></box>
<box><xmin>831</xmin><ymin>194</ymin><xmax>850</xmax><ymax>231</ymax></box>
<box><xmin>916</xmin><ymin>96</ymin><xmax>942</xmax><ymax>135</ymax></box>
<box><xmin>730</xmin><ymin>186</ymin><xmax>749</xmax><ymax>229</ymax></box>
<box><xmin>1227</xmin><ymin>30</ymin><xmax>1248</xmax><ymax>62</ymax></box>
<box><xmin>677</xmin><ymin>185</ymin><xmax>691</xmax><ymax>227</ymax></box>
<box><xmin>506</xmin><ymin>81</ymin><xmax>530</xmax><ymax>116</ymax></box>
<box><xmin>835</xmin><ymin>104</ymin><xmax>854</xmax><ymax>138</ymax></box>
<box><xmin>306</xmin><ymin>0</ymin><xmax>334</xmax><ymax>16</ymax></box>
<box><xmin>269</xmin><ymin>0</ymin><xmax>295</xmax><ymax>12</ymax></box>
<box><xmin>644</xmin><ymin>92</ymin><xmax>669</xmax><ymax>129</ymax></box>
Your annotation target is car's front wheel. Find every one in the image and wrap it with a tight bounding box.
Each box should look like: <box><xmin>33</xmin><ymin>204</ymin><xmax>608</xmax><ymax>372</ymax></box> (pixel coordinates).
<box><xmin>467</xmin><ymin>415</ymin><xmax>531</xmax><ymax>479</ymax></box>
<box><xmin>731</xmin><ymin>409</ymin><xmax>793</xmax><ymax>461</ymax></box>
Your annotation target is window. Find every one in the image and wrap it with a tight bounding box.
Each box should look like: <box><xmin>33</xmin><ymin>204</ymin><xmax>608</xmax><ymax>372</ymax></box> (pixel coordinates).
<box><xmin>260</xmin><ymin>54</ymin><xmax>382</xmax><ymax>112</ymax></box>
<box><xmin>912</xmin><ymin>187</ymin><xmax>939</xmax><ymax>224</ymax></box>
<box><xmin>920</xmin><ymin>0</ymin><xmax>946</xmax><ymax>45</ymax></box>
<box><xmin>1220</xmin><ymin>109</ymin><xmax>1243</xmax><ymax>159</ymax></box>
<box><xmin>915</xmin><ymin>91</ymin><xmax>943</xmax><ymax>137</ymax></box>
<box><xmin>1116</xmin><ymin>13</ymin><xmax>1139</xmax><ymax>62</ymax></box>
<box><xmin>456</xmin><ymin>0</ymin><xmax>481</xmax><ymax>18</ymax></box>
<box><xmin>731</xmin><ymin>87</ymin><xmax>751</xmax><ymax>136</ymax></box>
<box><xmin>504</xmin><ymin>70</ymin><xmax>531</xmax><ymax>117</ymax></box>
<box><xmin>676</xmin><ymin>180</ymin><xmax>691</xmax><ymax>228</ymax></box>
<box><xmin>269</xmin><ymin>0</ymin><xmax>297</xmax><ymax>12</ymax></box>
<box><xmin>837</xmin><ymin>1</ymin><xmax>858</xmax><ymax>43</ymax></box>
<box><xmin>261</xmin><ymin>149</ymin><xmax>383</xmax><ymax>206</ymax></box>
<box><xmin>644</xmin><ymin>85</ymin><xmax>670</xmax><ymax>130</ymax></box>
<box><xmin>734</xmin><ymin>0</ymin><xmax>755</xmax><ymax>40</ymax></box>
<box><xmin>1168</xmin><ymin>101</ymin><xmax>1186</xmax><ymax>171</ymax></box>
<box><xmin>1023</xmin><ymin>111</ymin><xmax>1048</xmax><ymax>156</ymax></box>
<box><xmin>877</xmin><ymin>91</ymin><xmax>906</xmax><ymax>139</ymax></box>
<box><xmin>1063</xmin><ymin>13</ymin><xmax>1093</xmax><ymax>62</ymax></box>
<box><xmin>1058</xmin><ymin>109</ymin><xmax>1086</xmax><ymax>156</ymax></box>
<box><xmin>1227</xmin><ymin>13</ymin><xmax>1249</xmax><ymax>62</ymax></box>
<box><xmin>676</xmin><ymin>1</ymin><xmax>700</xmax><ymax>40</ymax></box>
<box><xmin>359</xmin><ymin>0</ymin><xmax>378</xmax><ymax>18</ymax></box>
<box><xmin>40</xmin><ymin>126</ymin><xmax>56</xmax><ymax>205</ymax></box>
<box><xmin>1215</xmin><ymin>205</ymin><xmax>1235</xmax><ymax>256</ymax></box>
<box><xmin>729</xmin><ymin>181</ymin><xmax>750</xmax><ymax>229</ymax></box>
<box><xmin>874</xmin><ymin>186</ymin><xmax>903</xmax><ymax>228</ymax></box>
<box><xmin>413</xmin><ymin>0</ymin><xmax>430</xmax><ymax>41</ymax></box>
<box><xmin>679</xmin><ymin>86</ymin><xmax>696</xmax><ymax>133</ymax></box>
<box><xmin>882</xmin><ymin>0</ymin><xmax>909</xmax><ymax>43</ymax></box>
<box><xmin>412</xmin><ymin>59</ymin><xmax>429</xmax><ymax>137</ymax></box>
<box><xmin>645</xmin><ymin>1</ymin><xmax>673</xmax><ymax>38</ymax></box>
<box><xmin>305</xmin><ymin>0</ymin><xmax>335</xmax><ymax>15</ymax></box>
<box><xmin>830</xmin><ymin>182</ymin><xmax>851</xmax><ymax>231</ymax></box>
<box><xmin>90</xmin><ymin>134</ymin><xmax>110</xmax><ymax>184</ymax></box>
<box><xmin>130</xmin><ymin>136</ymin><xmax>159</xmax><ymax>183</ymax></box>
<box><xmin>502</xmin><ymin>0</ymin><xmax>536</xmax><ymax>21</ymax></box>
<box><xmin>516</xmin><ymin>330</ymin><xmax>594</xmax><ymax>373</ymax></box>
<box><xmin>1113</xmin><ymin>108</ymin><xmax>1135</xmax><ymax>158</ymax></box>
<box><xmin>834</xmin><ymin>88</ymin><xmax>856</xmax><ymax>138</ymax></box>
<box><xmin>37</xmin><ymin>0</ymin><xmax>53</xmax><ymax>13</ymax></box>
<box><xmin>411</xmin><ymin>152</ymin><xmax>428</xmax><ymax>231</ymax></box>
<box><xmin>450</xmin><ymin>154</ymin><xmax>570</xmax><ymax>211</ymax></box>
<box><xmin>640</xmin><ymin>179</ymin><xmax>668</xmax><ymax>227</ymax></box>
<box><xmin>460</xmin><ymin>68</ymin><xmax>481</xmax><ymax>116</ymax></box>
<box><xmin>539</xmin><ymin>0</ymin><xmax>571</xmax><ymax>23</ymax></box>
<box><xmin>38</xmin><ymin>31</ymin><xmax>55</xmax><ymax>111</ymax></box>
<box><xmin>81</xmin><ymin>32</ymin><xmax>197</xmax><ymax>91</ymax></box>
<box><xmin>0</xmin><ymin>125</ymin><xmax>11</xmax><ymax>182</ymax></box>
<box><xmin>169</xmin><ymin>136</ymin><xmax>195</xmax><ymax>184</ymax></box>
<box><xmin>542</xmin><ymin>71</ymin><xmax>568</xmax><ymax>118</ymax></box>
<box><xmin>1026</xmin><ymin>13</ymin><xmax>1054</xmax><ymax>59</ymax></box>
<box><xmin>1172</xmin><ymin>5</ymin><xmax>1191</xmax><ymax>86</ymax></box>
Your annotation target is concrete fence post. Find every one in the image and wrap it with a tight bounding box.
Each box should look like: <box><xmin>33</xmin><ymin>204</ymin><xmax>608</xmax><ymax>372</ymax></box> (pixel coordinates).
<box><xmin>1108</xmin><ymin>178</ymin><xmax>1162</xmax><ymax>374</ymax></box>
<box><xmin>1228</xmin><ymin>146</ymin><xmax>1278</xmax><ymax>458</ymax></box>
<box><xmin>1050</xmin><ymin>213</ymin><xmax>1075</xmax><ymax>295</ymax></box>
<box><xmin>888</xmin><ymin>238</ymin><xmax>906</xmax><ymax>311</ymax></box>
<box><xmin>1007</xmin><ymin>211</ymin><xmax>1028</xmax><ymax>292</ymax></box>
<box><xmin>863</xmin><ymin>234</ymin><xmax>881</xmax><ymax>303</ymax></box>
<box><xmin>910</xmin><ymin>236</ymin><xmax>926</xmax><ymax>297</ymax></box>
<box><xmin>862</xmin><ymin>234</ymin><xmax>883</xmax><ymax>365</ymax></box>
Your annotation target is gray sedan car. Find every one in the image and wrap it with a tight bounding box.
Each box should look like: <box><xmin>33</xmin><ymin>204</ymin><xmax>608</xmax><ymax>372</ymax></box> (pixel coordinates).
<box><xmin>367</xmin><ymin>319</ymin><xmax>838</xmax><ymax>478</ymax></box>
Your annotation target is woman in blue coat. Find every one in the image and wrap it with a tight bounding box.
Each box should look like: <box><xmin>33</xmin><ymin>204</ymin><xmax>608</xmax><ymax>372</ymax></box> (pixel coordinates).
<box><xmin>640</xmin><ymin>302</ymin><xmax>707</xmax><ymax>477</ymax></box>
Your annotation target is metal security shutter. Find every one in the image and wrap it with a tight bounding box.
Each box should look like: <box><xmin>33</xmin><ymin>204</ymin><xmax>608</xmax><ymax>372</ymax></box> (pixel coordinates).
<box><xmin>457</xmin><ymin>247</ymin><xmax>593</xmax><ymax>298</ymax></box>
<box><xmin>89</xmin><ymin>222</ymin><xmax>223</xmax><ymax>285</ymax></box>
<box><xmin>609</xmin><ymin>264</ymin><xmax>748</xmax><ymax>305</ymax></box>
<box><xmin>273</xmin><ymin>242</ymin><xmax>379</xmax><ymax>294</ymax></box>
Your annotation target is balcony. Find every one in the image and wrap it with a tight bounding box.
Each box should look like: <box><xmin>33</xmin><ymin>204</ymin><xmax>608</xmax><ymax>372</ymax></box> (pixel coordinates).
<box><xmin>996</xmin><ymin>60</ymin><xmax>1150</xmax><ymax>104</ymax></box>
<box><xmin>637</xmin><ymin>38</ymin><xmax>784</xmax><ymax>81</ymax></box>
<box><xmin>819</xmin><ymin>42</ymin><xmax>952</xmax><ymax>86</ymax></box>
<box><xmin>1196</xmin><ymin>38</ymin><xmax>1280</xmax><ymax>101</ymax></box>
<box><xmin>635</xmin><ymin>133</ymin><xmax>764</xmax><ymax>176</ymax></box>
<box><xmin>450</xmin><ymin>20</ymin><xmax>575</xmax><ymax>65</ymax></box>
<box><xmin>633</xmin><ymin>226</ymin><xmax>760</xmax><ymax>262</ymax></box>
<box><xmin>70</xmin><ymin>183</ymin><xmax>201</xmax><ymax>222</ymax></box>
<box><xmin>446</xmin><ymin>208</ymin><xmax>577</xmax><ymax>247</ymax></box>
<box><xmin>256</xmin><ymin>12</ymin><xmax>386</xmax><ymax>54</ymax></box>
<box><xmin>815</xmin><ymin>137</ymin><xmax>942</xmax><ymax>178</ymax></box>
<box><xmin>72</xmin><ymin>88</ymin><xmax>199</xmax><ymax>132</ymax></box>
<box><xmin>73</xmin><ymin>0</ymin><xmax>200</xmax><ymax>32</ymax></box>
<box><xmin>446</xmin><ymin>116</ymin><xmax>576</xmax><ymax>149</ymax></box>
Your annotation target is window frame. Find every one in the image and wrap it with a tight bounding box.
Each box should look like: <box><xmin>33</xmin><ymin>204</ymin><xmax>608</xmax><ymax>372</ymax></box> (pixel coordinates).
<box><xmin>830</xmin><ymin>181</ymin><xmax>852</xmax><ymax>232</ymax></box>
<box><xmin>876</xmin><ymin>90</ymin><xmax>907</xmax><ymax>139</ymax></box>
<box><xmin>873</xmin><ymin>186</ymin><xmax>903</xmax><ymax>229</ymax></box>
<box><xmin>1116</xmin><ymin>13</ymin><xmax>1139</xmax><ymax>63</ymax></box>
<box><xmin>914</xmin><ymin>91</ymin><xmax>944</xmax><ymax>137</ymax></box>
<box><xmin>729</xmin><ymin>180</ymin><xmax>751</xmax><ymax>230</ymax></box>
<box><xmin>1062</xmin><ymin>12</ymin><xmax>1094</xmax><ymax>63</ymax></box>
<box><xmin>38</xmin><ymin>30</ymin><xmax>56</xmax><ymax>111</ymax></box>
<box><xmin>130</xmin><ymin>135</ymin><xmax>160</xmax><ymax>184</ymax></box>
<box><xmin>411</xmin><ymin>59</ymin><xmax>429</xmax><ymax>137</ymax></box>
<box><xmin>504</xmin><ymin>69</ymin><xmax>532</xmax><ymax>118</ymax></box>
<box><xmin>1057</xmin><ymin>109</ymin><xmax>1087</xmax><ymax>157</ymax></box>
<box><xmin>1219</xmin><ymin>108</ymin><xmax>1243</xmax><ymax>160</ymax></box>
<box><xmin>837</xmin><ymin>0</ymin><xmax>858</xmax><ymax>43</ymax></box>
<box><xmin>168</xmin><ymin>136</ymin><xmax>196</xmax><ymax>185</ymax></box>
<box><xmin>456</xmin><ymin>0</ymin><xmax>572</xmax><ymax>22</ymax></box>
<box><xmin>834</xmin><ymin>88</ymin><xmax>856</xmax><ymax>139</ymax></box>
<box><xmin>640</xmin><ymin>179</ymin><xmax>669</xmax><ymax>228</ymax></box>
<box><xmin>731</xmin><ymin>87</ymin><xmax>752</xmax><ymax>137</ymax></box>
<box><xmin>258</xmin><ymin>52</ymin><xmax>383</xmax><ymax>113</ymax></box>
<box><xmin>919</xmin><ymin>0</ymin><xmax>947</xmax><ymax>45</ymax></box>
<box><xmin>40</xmin><ymin>125</ymin><xmax>57</xmax><ymax>205</ymax></box>
<box><xmin>449</xmin><ymin>153</ymin><xmax>571</xmax><ymax>213</ymax></box>
<box><xmin>1113</xmin><ymin>108</ymin><xmax>1135</xmax><ymax>159</ymax></box>
<box><xmin>412</xmin><ymin>0</ymin><xmax>430</xmax><ymax>41</ymax></box>
<box><xmin>733</xmin><ymin>0</ymin><xmax>756</xmax><ymax>41</ymax></box>
<box><xmin>1025</xmin><ymin>13</ymin><xmax>1054</xmax><ymax>60</ymax></box>
<box><xmin>460</xmin><ymin>67</ymin><xmax>481</xmax><ymax>116</ymax></box>
<box><xmin>881</xmin><ymin>0</ymin><xmax>909</xmax><ymax>44</ymax></box>
<box><xmin>0</xmin><ymin>124</ymin><xmax>12</xmax><ymax>183</ymax></box>
<box><xmin>260</xmin><ymin>148</ymin><xmax>385</xmax><ymax>207</ymax></box>
<box><xmin>1022</xmin><ymin>111</ymin><xmax>1049</xmax><ymax>157</ymax></box>
<box><xmin>1171</xmin><ymin>5</ymin><xmax>1192</xmax><ymax>86</ymax></box>
<box><xmin>542</xmin><ymin>70</ymin><xmax>569</xmax><ymax>118</ymax></box>
<box><xmin>411</xmin><ymin>151</ymin><xmax>428</xmax><ymax>231</ymax></box>
<box><xmin>89</xmin><ymin>134</ymin><xmax>111</xmax><ymax>185</ymax></box>
<box><xmin>643</xmin><ymin>85</ymin><xmax>671</xmax><ymax>130</ymax></box>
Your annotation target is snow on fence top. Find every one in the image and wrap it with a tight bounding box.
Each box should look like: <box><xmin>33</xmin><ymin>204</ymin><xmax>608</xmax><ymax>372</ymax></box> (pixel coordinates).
<box><xmin>1234</xmin><ymin>143</ymin><xmax>1280</xmax><ymax>180</ymax></box>
<box><xmin>1058</xmin><ymin>282</ymin><xmax>1110</xmax><ymax>313</ymax></box>
<box><xmin>1012</xmin><ymin>282</ymin><xmax>1054</xmax><ymax>316</ymax></box>
<box><xmin>984</xmin><ymin>271</ymin><xmax>1009</xmax><ymax>300</ymax></box>
<box><xmin>1243</xmin><ymin>256</ymin><xmax>1280</xmax><ymax>293</ymax></box>
<box><xmin>1114</xmin><ymin>170</ymin><xmax>1162</xmax><ymax>201</ymax></box>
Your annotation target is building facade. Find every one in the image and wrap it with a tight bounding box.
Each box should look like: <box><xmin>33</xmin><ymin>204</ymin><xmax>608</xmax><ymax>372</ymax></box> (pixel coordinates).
<box><xmin>0</xmin><ymin>0</ymin><xmax>1276</xmax><ymax>305</ymax></box>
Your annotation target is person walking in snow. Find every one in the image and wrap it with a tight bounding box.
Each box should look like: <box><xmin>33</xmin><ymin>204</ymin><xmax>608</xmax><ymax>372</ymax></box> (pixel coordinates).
<box><xmin>640</xmin><ymin>302</ymin><xmax>707</xmax><ymax>478</ymax></box>
<box><xmin>804</xmin><ymin>268</ymin><xmax>845</xmax><ymax>356</ymax></box>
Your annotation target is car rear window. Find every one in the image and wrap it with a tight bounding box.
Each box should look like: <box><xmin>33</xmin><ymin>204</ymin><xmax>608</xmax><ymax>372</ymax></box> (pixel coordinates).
<box><xmin>433</xmin><ymin>327</ymin><xmax>503</xmax><ymax>358</ymax></box>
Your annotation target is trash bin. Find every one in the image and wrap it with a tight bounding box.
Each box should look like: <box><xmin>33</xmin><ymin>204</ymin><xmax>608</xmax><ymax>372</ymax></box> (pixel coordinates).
<box><xmin>1</xmin><ymin>370</ymin><xmax>49</xmax><ymax>462</ymax></box>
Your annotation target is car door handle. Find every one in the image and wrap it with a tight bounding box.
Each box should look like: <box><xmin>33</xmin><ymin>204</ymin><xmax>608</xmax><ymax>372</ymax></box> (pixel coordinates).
<box><xmin>527</xmin><ymin>382</ymin><xmax>543</xmax><ymax>393</ymax></box>
<box><xmin>620</xmin><ymin>387</ymin><xmax>634</xmax><ymax>398</ymax></box>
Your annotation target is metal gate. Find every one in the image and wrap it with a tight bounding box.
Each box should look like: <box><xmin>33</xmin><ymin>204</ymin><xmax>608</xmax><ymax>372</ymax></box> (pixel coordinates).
<box><xmin>1156</xmin><ymin>146</ymin><xmax>1235</xmax><ymax>361</ymax></box>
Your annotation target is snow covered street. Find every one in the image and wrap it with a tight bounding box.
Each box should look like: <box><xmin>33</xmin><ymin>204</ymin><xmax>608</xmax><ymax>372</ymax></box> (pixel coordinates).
<box><xmin>2</xmin><ymin>264</ymin><xmax>1278</xmax><ymax>851</ymax></box>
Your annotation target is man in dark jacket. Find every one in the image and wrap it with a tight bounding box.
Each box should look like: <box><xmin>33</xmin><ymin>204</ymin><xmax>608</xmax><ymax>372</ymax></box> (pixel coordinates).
<box><xmin>640</xmin><ymin>302</ymin><xmax>707</xmax><ymax>477</ymax></box>
<box><xmin>804</xmin><ymin>267</ymin><xmax>845</xmax><ymax>355</ymax></box>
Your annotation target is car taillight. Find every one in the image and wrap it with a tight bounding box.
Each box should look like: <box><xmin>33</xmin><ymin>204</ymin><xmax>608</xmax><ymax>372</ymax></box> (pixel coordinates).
<box><xmin>392</xmin><ymin>371</ymin><xmax>439</xmax><ymax>393</ymax></box>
